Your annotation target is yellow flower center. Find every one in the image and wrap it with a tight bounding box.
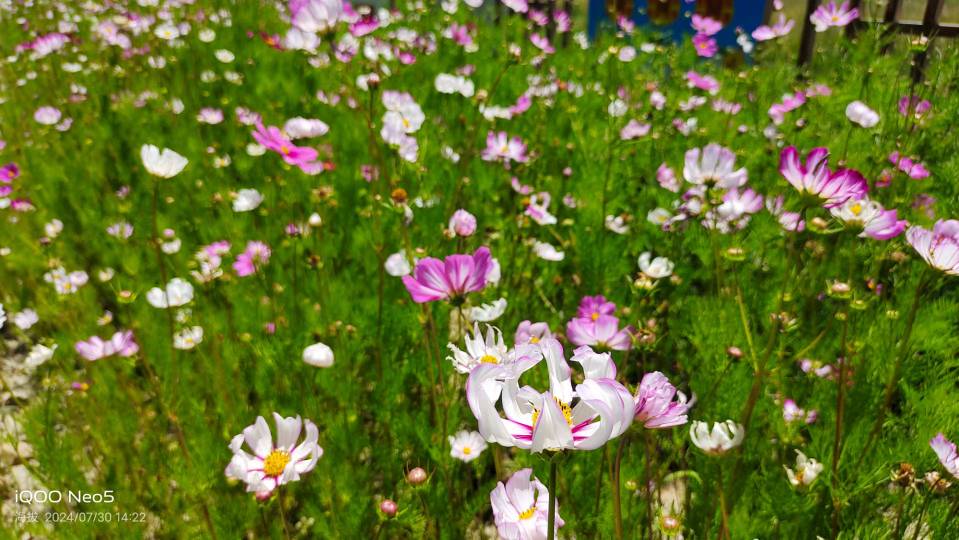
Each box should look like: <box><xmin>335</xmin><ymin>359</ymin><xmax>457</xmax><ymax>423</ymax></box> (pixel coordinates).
<box><xmin>262</xmin><ymin>449</ymin><xmax>291</xmax><ymax>477</ymax></box>
<box><xmin>280</xmin><ymin>145</ymin><xmax>290</xmax><ymax>155</ymax></box>
<box><xmin>531</xmin><ymin>397</ymin><xmax>574</xmax><ymax>428</ymax></box>
<box><xmin>850</xmin><ymin>203</ymin><xmax>862</xmax><ymax>216</ymax></box>
<box><xmin>519</xmin><ymin>506</ymin><xmax>536</xmax><ymax>520</ymax></box>
<box><xmin>590</xmin><ymin>312</ymin><xmax>600</xmax><ymax>321</ymax></box>
<box><xmin>500</xmin><ymin>144</ymin><xmax>509</xmax><ymax>153</ymax></box>
<box><xmin>480</xmin><ymin>354</ymin><xmax>499</xmax><ymax>364</ymax></box>
<box><xmin>529</xmin><ymin>336</ymin><xmax>540</xmax><ymax>344</ymax></box>
<box><xmin>462</xmin><ymin>446</ymin><xmax>472</xmax><ymax>455</ymax></box>
<box><xmin>402</xmin><ymin>117</ymin><xmax>411</xmax><ymax>128</ymax></box>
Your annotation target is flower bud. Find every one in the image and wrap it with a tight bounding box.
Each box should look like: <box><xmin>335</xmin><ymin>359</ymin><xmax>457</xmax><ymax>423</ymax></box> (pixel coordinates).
<box><xmin>302</xmin><ymin>342</ymin><xmax>334</xmax><ymax>368</ymax></box>
<box><xmin>407</xmin><ymin>467</ymin><xmax>428</xmax><ymax>485</ymax></box>
<box><xmin>448</xmin><ymin>209</ymin><xmax>477</xmax><ymax>237</ymax></box>
<box><xmin>379</xmin><ymin>499</ymin><xmax>397</xmax><ymax>518</ymax></box>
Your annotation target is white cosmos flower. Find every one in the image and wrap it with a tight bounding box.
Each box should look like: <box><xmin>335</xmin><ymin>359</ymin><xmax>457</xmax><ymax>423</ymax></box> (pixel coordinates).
<box><xmin>608</xmin><ymin>98</ymin><xmax>628</xmax><ymax>117</ymax></box>
<box><xmin>689</xmin><ymin>420</ymin><xmax>744</xmax><ymax>455</ymax></box>
<box><xmin>449</xmin><ymin>430</ymin><xmax>487</xmax><ymax>462</ymax></box>
<box><xmin>435</xmin><ymin>73</ymin><xmax>475</xmax><ymax>98</ymax></box>
<box><xmin>302</xmin><ymin>342</ymin><xmax>334</xmax><ymax>367</ymax></box>
<box><xmin>533</xmin><ymin>241</ymin><xmax>564</xmax><ymax>261</ymax></box>
<box><xmin>638</xmin><ymin>252</ymin><xmax>674</xmax><ymax>279</ymax></box>
<box><xmin>25</xmin><ymin>343</ymin><xmax>56</xmax><ymax>368</ymax></box>
<box><xmin>146</xmin><ymin>278</ymin><xmax>194</xmax><ymax>308</ymax></box>
<box><xmin>467</xmin><ymin>337</ymin><xmax>634</xmax><ymax>452</ymax></box>
<box><xmin>161</xmin><ymin>238</ymin><xmax>182</xmax><ymax>254</ymax></box>
<box><xmin>845</xmin><ymin>100</ymin><xmax>879</xmax><ymax>128</ymax></box>
<box><xmin>785</xmin><ymin>450</ymin><xmax>823</xmax><ymax>487</ymax></box>
<box><xmin>384</xmin><ymin>251</ymin><xmax>413</xmax><ymax>276</ymax></box>
<box><xmin>225</xmin><ymin>413</ymin><xmax>323</xmax><ymax>500</ymax></box>
<box><xmin>214</xmin><ymin>49</ymin><xmax>234</xmax><ymax>63</ymax></box>
<box><xmin>470</xmin><ymin>298</ymin><xmax>507</xmax><ymax>322</ymax></box>
<box><xmin>447</xmin><ymin>323</ymin><xmax>512</xmax><ymax>374</ymax></box>
<box><xmin>647</xmin><ymin>208</ymin><xmax>673</xmax><ymax>227</ymax></box>
<box><xmin>173</xmin><ymin>326</ymin><xmax>204</xmax><ymax>350</ymax></box>
<box><xmin>154</xmin><ymin>23</ymin><xmax>180</xmax><ymax>40</ymax></box>
<box><xmin>233</xmin><ymin>189</ymin><xmax>263</xmax><ymax>212</ymax></box>
<box><xmin>605</xmin><ymin>215</ymin><xmax>629</xmax><ymax>234</ymax></box>
<box><xmin>283</xmin><ymin>117</ymin><xmax>329</xmax><ymax>139</ymax></box>
<box><xmin>12</xmin><ymin>308</ymin><xmax>39</xmax><ymax>330</ymax></box>
<box><xmin>141</xmin><ymin>144</ymin><xmax>188</xmax><ymax>178</ymax></box>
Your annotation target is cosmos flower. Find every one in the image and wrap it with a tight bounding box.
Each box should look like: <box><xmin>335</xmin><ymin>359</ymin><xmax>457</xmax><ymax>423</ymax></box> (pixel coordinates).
<box><xmin>75</xmin><ymin>330</ymin><xmax>139</xmax><ymax>361</ymax></box>
<box><xmin>449</xmin><ymin>430</ymin><xmax>488</xmax><ymax>462</ymax></box>
<box><xmin>782</xmin><ymin>399</ymin><xmax>818</xmax><ymax>424</ymax></box>
<box><xmin>146</xmin><ymin>278</ymin><xmax>194</xmax><ymax>308</ymax></box>
<box><xmin>752</xmin><ymin>14</ymin><xmax>794</xmax><ymax>41</ymax></box>
<box><xmin>638</xmin><ymin>252</ymin><xmax>675</xmax><ymax>279</ymax></box>
<box><xmin>525</xmin><ymin>193</ymin><xmax>557</xmax><ymax>226</ymax></box>
<box><xmin>490</xmin><ymin>468</ymin><xmax>563</xmax><ymax>540</ymax></box>
<box><xmin>845</xmin><ymin>101</ymin><xmax>879</xmax><ymax>128</ymax></box>
<box><xmin>532</xmin><ymin>241</ymin><xmax>564</xmax><ymax>261</ymax></box>
<box><xmin>290</xmin><ymin>0</ymin><xmax>343</xmax><ymax>33</ymax></box>
<box><xmin>225</xmin><ymin>413</ymin><xmax>323</xmax><ymax>499</ymax></box>
<box><xmin>467</xmin><ymin>337</ymin><xmax>633</xmax><ymax>452</ymax></box>
<box><xmin>576</xmin><ymin>295</ymin><xmax>616</xmax><ymax>320</ymax></box>
<box><xmin>515</xmin><ymin>321</ymin><xmax>551</xmax><ymax>345</ymax></box>
<box><xmin>830</xmin><ymin>198</ymin><xmax>906</xmax><ymax>240</ymax></box>
<box><xmin>234</xmin><ymin>241</ymin><xmax>272</xmax><ymax>277</ymax></box>
<box><xmin>34</xmin><ymin>106</ymin><xmax>62</xmax><ymax>125</ymax></box>
<box><xmin>566</xmin><ymin>314</ymin><xmax>633</xmax><ymax>351</ymax></box>
<box><xmin>898</xmin><ymin>96</ymin><xmax>931</xmax><ymax>121</ymax></box>
<box><xmin>692</xmin><ymin>33</ymin><xmax>718</xmax><ymax>57</ymax></box>
<box><xmin>449</xmin><ymin>209</ymin><xmax>477</xmax><ymax>237</ymax></box>
<box><xmin>811</xmin><ymin>1</ymin><xmax>859</xmax><ymax>32</ymax></box>
<box><xmin>43</xmin><ymin>267</ymin><xmax>89</xmax><ymax>295</ymax></box>
<box><xmin>447</xmin><ymin>323</ymin><xmax>515</xmax><ymax>374</ymax></box>
<box><xmin>173</xmin><ymin>326</ymin><xmax>204</xmax><ymax>350</ymax></box>
<box><xmin>889</xmin><ymin>152</ymin><xmax>930</xmax><ymax>180</ymax></box>
<box><xmin>691</xmin><ymin>14</ymin><xmax>722</xmax><ymax>36</ymax></box>
<box><xmin>768</xmin><ymin>92</ymin><xmax>806</xmax><ymax>125</ymax></box>
<box><xmin>683</xmin><ymin>144</ymin><xmax>747</xmax><ymax>188</ymax></box>
<box><xmin>906</xmin><ymin>220</ymin><xmax>959</xmax><ymax>275</ymax></box>
<box><xmin>685</xmin><ymin>71</ymin><xmax>719</xmax><ymax>95</ymax></box>
<box><xmin>252</xmin><ymin>123</ymin><xmax>321</xmax><ymax>172</ymax></box>
<box><xmin>283</xmin><ymin>117</ymin><xmax>329</xmax><ymax>139</ymax></box>
<box><xmin>482</xmin><ymin>131</ymin><xmax>529</xmax><ymax>165</ymax></box>
<box><xmin>141</xmin><ymin>144</ymin><xmax>188</xmax><ymax>178</ymax></box>
<box><xmin>12</xmin><ymin>309</ymin><xmax>39</xmax><ymax>330</ymax></box>
<box><xmin>302</xmin><ymin>342</ymin><xmax>335</xmax><ymax>367</ymax></box>
<box><xmin>232</xmin><ymin>189</ymin><xmax>264</xmax><ymax>212</ymax></box>
<box><xmin>435</xmin><ymin>73</ymin><xmax>475</xmax><ymax>97</ymax></box>
<box><xmin>470</xmin><ymin>298</ymin><xmax>508</xmax><ymax>323</ymax></box>
<box><xmin>779</xmin><ymin>146</ymin><xmax>867</xmax><ymax>207</ymax></box>
<box><xmin>689</xmin><ymin>420</ymin><xmax>744</xmax><ymax>455</ymax></box>
<box><xmin>633</xmin><ymin>372</ymin><xmax>691</xmax><ymax>428</ymax></box>
<box><xmin>784</xmin><ymin>450</ymin><xmax>823</xmax><ymax>487</ymax></box>
<box><xmin>402</xmin><ymin>247</ymin><xmax>493</xmax><ymax>303</ymax></box>
<box><xmin>930</xmin><ymin>433</ymin><xmax>959</xmax><ymax>479</ymax></box>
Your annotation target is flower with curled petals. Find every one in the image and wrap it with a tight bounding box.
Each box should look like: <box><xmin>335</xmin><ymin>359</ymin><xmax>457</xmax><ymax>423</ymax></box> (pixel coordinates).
<box><xmin>490</xmin><ymin>468</ymin><xmax>563</xmax><ymax>540</ymax></box>
<box><xmin>225</xmin><ymin>413</ymin><xmax>323</xmax><ymax>500</ymax></box>
<box><xmin>466</xmin><ymin>337</ymin><xmax>633</xmax><ymax>453</ymax></box>
<box><xmin>402</xmin><ymin>247</ymin><xmax>493</xmax><ymax>303</ymax></box>
<box><xmin>633</xmin><ymin>372</ymin><xmax>691</xmax><ymax>429</ymax></box>
<box><xmin>779</xmin><ymin>146</ymin><xmax>867</xmax><ymax>208</ymax></box>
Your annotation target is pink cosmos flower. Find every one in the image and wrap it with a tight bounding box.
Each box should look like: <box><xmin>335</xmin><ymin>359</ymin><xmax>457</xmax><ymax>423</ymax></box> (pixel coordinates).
<box><xmin>811</xmin><ymin>1</ymin><xmax>859</xmax><ymax>32</ymax></box>
<box><xmin>930</xmin><ymin>433</ymin><xmax>959</xmax><ymax>479</ymax></box>
<box><xmin>691</xmin><ymin>14</ymin><xmax>722</xmax><ymax>36</ymax></box>
<box><xmin>482</xmin><ymin>132</ymin><xmax>528</xmax><ymax>165</ymax></box>
<box><xmin>252</xmin><ymin>122</ymin><xmax>321</xmax><ymax>172</ymax></box>
<box><xmin>490</xmin><ymin>468</ymin><xmax>563</xmax><ymax>539</ymax></box>
<box><xmin>684</xmin><ymin>143</ymin><xmax>747</xmax><ymax>188</ymax></box>
<box><xmin>692</xmin><ymin>33</ymin><xmax>718</xmax><ymax>57</ymax></box>
<box><xmin>554</xmin><ymin>11</ymin><xmax>571</xmax><ymax>33</ymax></box>
<box><xmin>620</xmin><ymin>120</ymin><xmax>651</xmax><ymax>141</ymax></box>
<box><xmin>657</xmin><ymin>164</ymin><xmax>680</xmax><ymax>192</ymax></box>
<box><xmin>566</xmin><ymin>315</ymin><xmax>633</xmax><ymax>351</ymax></box>
<box><xmin>515</xmin><ymin>320</ymin><xmax>552</xmax><ymax>345</ymax></box>
<box><xmin>576</xmin><ymin>295</ymin><xmax>616</xmax><ymax>320</ymax></box>
<box><xmin>830</xmin><ymin>198</ymin><xmax>906</xmax><ymax>240</ymax></box>
<box><xmin>530</xmin><ymin>33</ymin><xmax>554</xmax><ymax>54</ymax></box>
<box><xmin>76</xmin><ymin>330</ymin><xmax>139</xmax><ymax>361</ymax></box>
<box><xmin>449</xmin><ymin>209</ymin><xmax>477</xmax><ymax>237</ymax></box>
<box><xmin>503</xmin><ymin>0</ymin><xmax>528</xmax><ymax>13</ymax></box>
<box><xmin>234</xmin><ymin>241</ymin><xmax>272</xmax><ymax>277</ymax></box>
<box><xmin>783</xmin><ymin>399</ymin><xmax>817</xmax><ymax>424</ymax></box>
<box><xmin>766</xmin><ymin>195</ymin><xmax>806</xmax><ymax>232</ymax></box>
<box><xmin>752</xmin><ymin>14</ymin><xmax>794</xmax><ymax>41</ymax></box>
<box><xmin>34</xmin><ymin>106</ymin><xmax>62</xmax><ymax>125</ymax></box>
<box><xmin>511</xmin><ymin>95</ymin><xmax>532</xmax><ymax>117</ymax></box>
<box><xmin>768</xmin><ymin>92</ymin><xmax>806</xmax><ymax>125</ymax></box>
<box><xmin>685</xmin><ymin>71</ymin><xmax>719</xmax><ymax>94</ymax></box>
<box><xmin>889</xmin><ymin>151</ymin><xmax>930</xmax><ymax>180</ymax></box>
<box><xmin>898</xmin><ymin>96</ymin><xmax>931</xmax><ymax>120</ymax></box>
<box><xmin>906</xmin><ymin>220</ymin><xmax>959</xmax><ymax>275</ymax></box>
<box><xmin>779</xmin><ymin>146</ymin><xmax>867</xmax><ymax>207</ymax></box>
<box><xmin>402</xmin><ymin>246</ymin><xmax>492</xmax><ymax>303</ymax></box>
<box><xmin>633</xmin><ymin>372</ymin><xmax>691</xmax><ymax>428</ymax></box>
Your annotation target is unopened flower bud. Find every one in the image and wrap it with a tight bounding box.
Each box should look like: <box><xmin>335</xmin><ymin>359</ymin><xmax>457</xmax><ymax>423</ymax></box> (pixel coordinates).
<box><xmin>407</xmin><ymin>467</ymin><xmax>428</xmax><ymax>485</ymax></box>
<box><xmin>379</xmin><ymin>499</ymin><xmax>397</xmax><ymax>517</ymax></box>
<box><xmin>727</xmin><ymin>346</ymin><xmax>743</xmax><ymax>359</ymax></box>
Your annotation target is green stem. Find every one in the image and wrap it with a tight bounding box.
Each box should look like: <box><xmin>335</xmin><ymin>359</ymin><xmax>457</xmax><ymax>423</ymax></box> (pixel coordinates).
<box><xmin>547</xmin><ymin>457</ymin><xmax>558</xmax><ymax>540</ymax></box>
<box><xmin>612</xmin><ymin>434</ymin><xmax>628</xmax><ymax>540</ymax></box>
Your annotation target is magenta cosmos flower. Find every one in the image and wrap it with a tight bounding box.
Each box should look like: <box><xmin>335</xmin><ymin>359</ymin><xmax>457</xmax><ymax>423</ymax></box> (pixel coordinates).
<box><xmin>402</xmin><ymin>246</ymin><xmax>492</xmax><ymax>303</ymax></box>
<box><xmin>633</xmin><ymin>372</ymin><xmax>691</xmax><ymax>428</ymax></box>
<box><xmin>930</xmin><ymin>433</ymin><xmax>959</xmax><ymax>479</ymax></box>
<box><xmin>252</xmin><ymin>122</ymin><xmax>321</xmax><ymax>173</ymax></box>
<box><xmin>75</xmin><ymin>330</ymin><xmax>139</xmax><ymax>361</ymax></box>
<box><xmin>906</xmin><ymin>220</ymin><xmax>959</xmax><ymax>275</ymax></box>
<box><xmin>482</xmin><ymin>131</ymin><xmax>529</xmax><ymax>165</ymax></box>
<box><xmin>752</xmin><ymin>14</ymin><xmax>794</xmax><ymax>41</ymax></box>
<box><xmin>692</xmin><ymin>33</ymin><xmax>718</xmax><ymax>57</ymax></box>
<box><xmin>779</xmin><ymin>146</ymin><xmax>867</xmax><ymax>208</ymax></box>
<box><xmin>830</xmin><ymin>198</ymin><xmax>906</xmax><ymax>240</ymax></box>
<box><xmin>576</xmin><ymin>294</ymin><xmax>616</xmax><ymax>320</ymax></box>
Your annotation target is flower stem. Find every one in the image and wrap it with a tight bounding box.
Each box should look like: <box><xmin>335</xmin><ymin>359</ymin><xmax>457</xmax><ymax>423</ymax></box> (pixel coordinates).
<box><xmin>859</xmin><ymin>270</ymin><xmax>928</xmax><ymax>465</ymax></box>
<box><xmin>612</xmin><ymin>434</ymin><xmax>629</xmax><ymax>540</ymax></box>
<box><xmin>547</xmin><ymin>457</ymin><xmax>558</xmax><ymax>540</ymax></box>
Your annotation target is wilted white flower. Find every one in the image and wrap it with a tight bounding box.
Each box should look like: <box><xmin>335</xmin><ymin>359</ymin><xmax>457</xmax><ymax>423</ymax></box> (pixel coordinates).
<box><xmin>784</xmin><ymin>450</ymin><xmax>823</xmax><ymax>487</ymax></box>
<box><xmin>173</xmin><ymin>326</ymin><xmax>204</xmax><ymax>350</ymax></box>
<box><xmin>689</xmin><ymin>420</ymin><xmax>744</xmax><ymax>455</ymax></box>
<box><xmin>470</xmin><ymin>298</ymin><xmax>507</xmax><ymax>322</ymax></box>
<box><xmin>845</xmin><ymin>100</ymin><xmax>879</xmax><ymax>128</ymax></box>
<box><xmin>533</xmin><ymin>241</ymin><xmax>564</xmax><ymax>261</ymax></box>
<box><xmin>638</xmin><ymin>252</ymin><xmax>674</xmax><ymax>279</ymax></box>
<box><xmin>233</xmin><ymin>189</ymin><xmax>263</xmax><ymax>212</ymax></box>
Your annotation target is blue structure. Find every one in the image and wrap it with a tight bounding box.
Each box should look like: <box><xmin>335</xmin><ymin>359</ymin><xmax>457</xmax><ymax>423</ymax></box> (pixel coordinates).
<box><xmin>587</xmin><ymin>0</ymin><xmax>769</xmax><ymax>48</ymax></box>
